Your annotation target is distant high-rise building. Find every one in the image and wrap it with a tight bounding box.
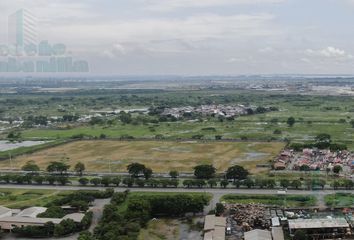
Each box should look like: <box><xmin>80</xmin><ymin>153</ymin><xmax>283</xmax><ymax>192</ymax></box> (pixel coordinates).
<box><xmin>8</xmin><ymin>9</ymin><xmax>37</xmax><ymax>47</ymax></box>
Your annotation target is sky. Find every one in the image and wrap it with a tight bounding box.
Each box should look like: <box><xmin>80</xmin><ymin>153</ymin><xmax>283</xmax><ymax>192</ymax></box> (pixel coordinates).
<box><xmin>1</xmin><ymin>0</ymin><xmax>354</xmax><ymax>75</ymax></box>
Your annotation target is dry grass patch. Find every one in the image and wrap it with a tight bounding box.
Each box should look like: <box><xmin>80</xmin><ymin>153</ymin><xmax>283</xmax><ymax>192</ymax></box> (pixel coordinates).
<box><xmin>0</xmin><ymin>140</ymin><xmax>285</xmax><ymax>173</ymax></box>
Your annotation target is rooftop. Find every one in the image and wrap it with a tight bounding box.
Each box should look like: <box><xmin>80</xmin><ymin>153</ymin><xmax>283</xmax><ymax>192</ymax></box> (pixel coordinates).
<box><xmin>0</xmin><ymin>216</ymin><xmax>61</xmax><ymax>224</ymax></box>
<box><xmin>17</xmin><ymin>207</ymin><xmax>47</xmax><ymax>218</ymax></box>
<box><xmin>272</xmin><ymin>227</ymin><xmax>285</xmax><ymax>240</ymax></box>
<box><xmin>288</xmin><ymin>218</ymin><xmax>349</xmax><ymax>230</ymax></box>
<box><xmin>63</xmin><ymin>213</ymin><xmax>85</xmax><ymax>223</ymax></box>
<box><xmin>204</xmin><ymin>215</ymin><xmax>226</xmax><ymax>231</ymax></box>
<box><xmin>0</xmin><ymin>206</ymin><xmax>12</xmax><ymax>216</ymax></box>
<box><xmin>244</xmin><ymin>229</ymin><xmax>272</xmax><ymax>240</ymax></box>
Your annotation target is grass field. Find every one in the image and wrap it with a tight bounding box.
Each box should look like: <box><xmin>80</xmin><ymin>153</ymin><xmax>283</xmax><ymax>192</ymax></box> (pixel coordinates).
<box><xmin>0</xmin><ymin>188</ymin><xmax>72</xmax><ymax>209</ymax></box>
<box><xmin>221</xmin><ymin>194</ymin><xmax>317</xmax><ymax>207</ymax></box>
<box><xmin>0</xmin><ymin>140</ymin><xmax>285</xmax><ymax>173</ymax></box>
<box><xmin>325</xmin><ymin>193</ymin><xmax>354</xmax><ymax>207</ymax></box>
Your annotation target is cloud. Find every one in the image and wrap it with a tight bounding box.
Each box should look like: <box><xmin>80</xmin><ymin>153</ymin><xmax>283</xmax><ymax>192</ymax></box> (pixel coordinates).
<box><xmin>305</xmin><ymin>47</ymin><xmax>353</xmax><ymax>60</ymax></box>
<box><xmin>44</xmin><ymin>13</ymin><xmax>277</xmax><ymax>50</ymax></box>
<box><xmin>258</xmin><ymin>47</ymin><xmax>274</xmax><ymax>53</ymax></box>
<box><xmin>143</xmin><ymin>0</ymin><xmax>285</xmax><ymax>11</ymax></box>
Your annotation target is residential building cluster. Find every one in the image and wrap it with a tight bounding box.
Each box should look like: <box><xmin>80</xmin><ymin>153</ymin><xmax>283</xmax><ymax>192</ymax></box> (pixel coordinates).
<box><xmin>161</xmin><ymin>105</ymin><xmax>253</xmax><ymax>119</ymax></box>
<box><xmin>274</xmin><ymin>148</ymin><xmax>354</xmax><ymax>173</ymax></box>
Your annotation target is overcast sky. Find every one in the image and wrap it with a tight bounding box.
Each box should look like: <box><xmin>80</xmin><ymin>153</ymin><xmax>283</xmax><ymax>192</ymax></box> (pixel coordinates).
<box><xmin>1</xmin><ymin>0</ymin><xmax>354</xmax><ymax>75</ymax></box>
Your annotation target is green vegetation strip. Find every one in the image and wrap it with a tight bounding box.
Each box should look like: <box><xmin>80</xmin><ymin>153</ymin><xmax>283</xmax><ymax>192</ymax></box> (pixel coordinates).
<box><xmin>0</xmin><ymin>188</ymin><xmax>73</xmax><ymax>209</ymax></box>
<box><xmin>221</xmin><ymin>194</ymin><xmax>317</xmax><ymax>207</ymax></box>
<box><xmin>325</xmin><ymin>193</ymin><xmax>354</xmax><ymax>207</ymax></box>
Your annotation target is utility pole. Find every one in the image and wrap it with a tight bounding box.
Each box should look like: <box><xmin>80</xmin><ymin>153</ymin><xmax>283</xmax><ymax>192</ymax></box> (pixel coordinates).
<box><xmin>9</xmin><ymin>152</ymin><xmax>13</xmax><ymax>170</ymax></box>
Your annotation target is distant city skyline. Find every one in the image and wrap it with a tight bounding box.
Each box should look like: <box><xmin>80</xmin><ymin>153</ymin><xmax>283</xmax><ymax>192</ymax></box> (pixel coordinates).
<box><xmin>0</xmin><ymin>0</ymin><xmax>354</xmax><ymax>75</ymax></box>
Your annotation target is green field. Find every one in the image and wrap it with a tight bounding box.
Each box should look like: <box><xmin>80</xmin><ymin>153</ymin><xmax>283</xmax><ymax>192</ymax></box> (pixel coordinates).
<box><xmin>221</xmin><ymin>194</ymin><xmax>317</xmax><ymax>207</ymax></box>
<box><xmin>0</xmin><ymin>90</ymin><xmax>352</xmax><ymax>150</ymax></box>
<box><xmin>0</xmin><ymin>188</ymin><xmax>73</xmax><ymax>209</ymax></box>
<box><xmin>325</xmin><ymin>193</ymin><xmax>354</xmax><ymax>207</ymax></box>
<box><xmin>0</xmin><ymin>140</ymin><xmax>285</xmax><ymax>173</ymax></box>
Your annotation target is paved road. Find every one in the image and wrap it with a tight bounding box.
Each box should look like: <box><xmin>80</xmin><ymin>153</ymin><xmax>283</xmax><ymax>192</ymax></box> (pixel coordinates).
<box><xmin>0</xmin><ymin>184</ymin><xmax>352</xmax><ymax>209</ymax></box>
<box><xmin>0</xmin><ymin>184</ymin><xmax>352</xmax><ymax>195</ymax></box>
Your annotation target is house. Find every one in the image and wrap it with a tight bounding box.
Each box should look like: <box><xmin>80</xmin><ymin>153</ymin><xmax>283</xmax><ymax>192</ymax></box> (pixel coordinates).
<box><xmin>203</xmin><ymin>215</ymin><xmax>226</xmax><ymax>240</ymax></box>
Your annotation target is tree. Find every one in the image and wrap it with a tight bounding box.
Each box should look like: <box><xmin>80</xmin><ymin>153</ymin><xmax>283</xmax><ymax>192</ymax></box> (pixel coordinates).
<box><xmin>215</xmin><ymin>203</ymin><xmax>225</xmax><ymax>216</ymax></box>
<box><xmin>280</xmin><ymin>179</ymin><xmax>290</xmax><ymax>189</ymax></box>
<box><xmin>266</xmin><ymin>179</ymin><xmax>276</xmax><ymax>189</ymax></box>
<box><xmin>119</xmin><ymin>111</ymin><xmax>132</xmax><ymax>124</ymax></box>
<box><xmin>243</xmin><ymin>178</ymin><xmax>254</xmax><ymax>188</ymax></box>
<box><xmin>22</xmin><ymin>161</ymin><xmax>40</xmax><ymax>172</ymax></box>
<box><xmin>343</xmin><ymin>179</ymin><xmax>354</xmax><ymax>190</ymax></box>
<box><xmin>169</xmin><ymin>170</ymin><xmax>179</xmax><ymax>179</ymax></box>
<box><xmin>194</xmin><ymin>165</ymin><xmax>216</xmax><ymax>179</ymax></box>
<box><xmin>333</xmin><ymin>165</ymin><xmax>342</xmax><ymax>175</ymax></box>
<box><xmin>47</xmin><ymin>162</ymin><xmax>70</xmax><ymax>175</ymax></box>
<box><xmin>111</xmin><ymin>176</ymin><xmax>121</xmax><ymax>186</ymax></box>
<box><xmin>226</xmin><ymin>165</ymin><xmax>249</xmax><ymax>182</ymax></box>
<box><xmin>38</xmin><ymin>206</ymin><xmax>65</xmax><ymax>218</ymax></box>
<box><xmin>220</xmin><ymin>179</ymin><xmax>229</xmax><ymax>189</ymax></box>
<box><xmin>143</xmin><ymin>168</ymin><xmax>153</xmax><ymax>180</ymax></box>
<box><xmin>78</xmin><ymin>231</ymin><xmax>95</xmax><ymax>240</ymax></box>
<box><xmin>101</xmin><ymin>177</ymin><xmax>112</xmax><ymax>187</ymax></box>
<box><xmin>127</xmin><ymin>163</ymin><xmax>146</xmax><ymax>178</ymax></box>
<box><xmin>350</xmin><ymin>119</ymin><xmax>354</xmax><ymax>128</ymax></box>
<box><xmin>291</xmin><ymin>180</ymin><xmax>302</xmax><ymax>189</ymax></box>
<box><xmin>315</xmin><ymin>133</ymin><xmax>332</xmax><ymax>149</ymax></box>
<box><xmin>57</xmin><ymin>176</ymin><xmax>69</xmax><ymax>185</ymax></box>
<box><xmin>33</xmin><ymin>176</ymin><xmax>44</xmax><ymax>185</ymax></box>
<box><xmin>315</xmin><ymin>133</ymin><xmax>331</xmax><ymax>143</ymax></box>
<box><xmin>54</xmin><ymin>219</ymin><xmax>76</xmax><ymax>237</ymax></box>
<box><xmin>45</xmin><ymin>175</ymin><xmax>56</xmax><ymax>185</ymax></box>
<box><xmin>79</xmin><ymin>178</ymin><xmax>89</xmax><ymax>186</ymax></box>
<box><xmin>255</xmin><ymin>178</ymin><xmax>267</xmax><ymax>189</ymax></box>
<box><xmin>90</xmin><ymin>178</ymin><xmax>101</xmax><ymax>186</ymax></box>
<box><xmin>287</xmin><ymin>117</ymin><xmax>295</xmax><ymax>127</ymax></box>
<box><xmin>74</xmin><ymin>162</ymin><xmax>85</xmax><ymax>176</ymax></box>
<box><xmin>122</xmin><ymin>178</ymin><xmax>134</xmax><ymax>187</ymax></box>
<box><xmin>299</xmin><ymin>164</ymin><xmax>310</xmax><ymax>172</ymax></box>
<box><xmin>207</xmin><ymin>179</ymin><xmax>218</xmax><ymax>188</ymax></box>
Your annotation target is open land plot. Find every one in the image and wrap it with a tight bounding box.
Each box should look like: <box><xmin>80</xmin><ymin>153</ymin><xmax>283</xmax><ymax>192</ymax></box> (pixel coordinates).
<box><xmin>0</xmin><ymin>188</ymin><xmax>73</xmax><ymax>209</ymax></box>
<box><xmin>0</xmin><ymin>140</ymin><xmax>286</xmax><ymax>173</ymax></box>
<box><xmin>138</xmin><ymin>218</ymin><xmax>203</xmax><ymax>240</ymax></box>
<box><xmin>324</xmin><ymin>193</ymin><xmax>354</xmax><ymax>207</ymax></box>
<box><xmin>221</xmin><ymin>194</ymin><xmax>317</xmax><ymax>207</ymax></box>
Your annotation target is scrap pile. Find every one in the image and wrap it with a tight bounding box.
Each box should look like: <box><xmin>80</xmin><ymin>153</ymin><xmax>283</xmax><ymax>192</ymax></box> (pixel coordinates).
<box><xmin>227</xmin><ymin>204</ymin><xmax>270</xmax><ymax>231</ymax></box>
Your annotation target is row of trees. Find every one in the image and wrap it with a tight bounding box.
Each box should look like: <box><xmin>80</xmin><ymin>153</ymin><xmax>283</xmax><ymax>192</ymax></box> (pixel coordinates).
<box><xmin>0</xmin><ymin>174</ymin><xmax>71</xmax><ymax>185</ymax></box>
<box><xmin>22</xmin><ymin>161</ymin><xmax>86</xmax><ymax>176</ymax></box>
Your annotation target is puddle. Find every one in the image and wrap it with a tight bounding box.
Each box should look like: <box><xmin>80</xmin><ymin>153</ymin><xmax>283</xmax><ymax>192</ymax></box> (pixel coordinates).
<box><xmin>0</xmin><ymin>141</ymin><xmax>48</xmax><ymax>152</ymax></box>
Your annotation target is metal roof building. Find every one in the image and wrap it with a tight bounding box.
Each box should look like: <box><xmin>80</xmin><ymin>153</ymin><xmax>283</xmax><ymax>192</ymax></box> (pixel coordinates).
<box><xmin>17</xmin><ymin>207</ymin><xmax>47</xmax><ymax>218</ymax></box>
<box><xmin>203</xmin><ymin>215</ymin><xmax>226</xmax><ymax>240</ymax></box>
<box><xmin>288</xmin><ymin>218</ymin><xmax>349</xmax><ymax>230</ymax></box>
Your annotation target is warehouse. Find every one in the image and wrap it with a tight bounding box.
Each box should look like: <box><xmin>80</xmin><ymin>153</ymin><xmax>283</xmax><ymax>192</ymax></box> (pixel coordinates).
<box><xmin>288</xmin><ymin>218</ymin><xmax>351</xmax><ymax>239</ymax></box>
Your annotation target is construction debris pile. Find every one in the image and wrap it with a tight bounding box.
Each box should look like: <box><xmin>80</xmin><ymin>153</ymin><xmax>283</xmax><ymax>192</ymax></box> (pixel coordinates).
<box><xmin>226</xmin><ymin>204</ymin><xmax>271</xmax><ymax>232</ymax></box>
